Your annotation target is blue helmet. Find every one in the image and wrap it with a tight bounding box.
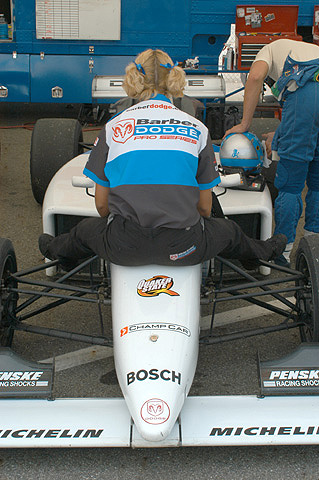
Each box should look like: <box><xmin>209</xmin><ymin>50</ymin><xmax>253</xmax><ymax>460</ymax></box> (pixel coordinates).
<box><xmin>219</xmin><ymin>132</ymin><xmax>264</xmax><ymax>172</ymax></box>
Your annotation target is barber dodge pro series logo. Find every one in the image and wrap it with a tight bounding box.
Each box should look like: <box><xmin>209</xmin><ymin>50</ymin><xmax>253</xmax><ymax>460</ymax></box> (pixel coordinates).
<box><xmin>112</xmin><ymin>117</ymin><xmax>200</xmax><ymax>144</ymax></box>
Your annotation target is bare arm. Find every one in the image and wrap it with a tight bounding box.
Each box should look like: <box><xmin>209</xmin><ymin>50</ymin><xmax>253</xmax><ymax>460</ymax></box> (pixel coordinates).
<box><xmin>95</xmin><ymin>183</ymin><xmax>110</xmax><ymax>217</ymax></box>
<box><xmin>262</xmin><ymin>131</ymin><xmax>276</xmax><ymax>157</ymax></box>
<box><xmin>197</xmin><ymin>189</ymin><xmax>212</xmax><ymax>218</ymax></box>
<box><xmin>225</xmin><ymin>60</ymin><xmax>269</xmax><ymax>136</ymax></box>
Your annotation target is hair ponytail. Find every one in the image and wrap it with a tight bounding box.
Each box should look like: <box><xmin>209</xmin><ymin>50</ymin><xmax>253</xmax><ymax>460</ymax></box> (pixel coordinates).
<box><xmin>122</xmin><ymin>62</ymin><xmax>145</xmax><ymax>98</ymax></box>
<box><xmin>122</xmin><ymin>49</ymin><xmax>185</xmax><ymax>101</ymax></box>
<box><xmin>166</xmin><ymin>66</ymin><xmax>186</xmax><ymax>98</ymax></box>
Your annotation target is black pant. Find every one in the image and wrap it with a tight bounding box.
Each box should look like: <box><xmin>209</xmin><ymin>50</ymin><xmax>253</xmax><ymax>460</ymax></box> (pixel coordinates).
<box><xmin>46</xmin><ymin>215</ymin><xmax>274</xmax><ymax>267</ymax></box>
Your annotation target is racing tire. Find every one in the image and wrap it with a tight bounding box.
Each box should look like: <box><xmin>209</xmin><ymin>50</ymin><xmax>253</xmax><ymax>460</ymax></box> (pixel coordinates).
<box><xmin>30</xmin><ymin>118</ymin><xmax>83</xmax><ymax>204</ymax></box>
<box><xmin>0</xmin><ymin>238</ymin><xmax>17</xmax><ymax>347</ymax></box>
<box><xmin>295</xmin><ymin>235</ymin><xmax>319</xmax><ymax>342</ymax></box>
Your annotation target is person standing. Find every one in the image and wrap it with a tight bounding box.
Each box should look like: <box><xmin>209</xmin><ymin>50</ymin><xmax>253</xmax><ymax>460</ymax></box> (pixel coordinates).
<box><xmin>226</xmin><ymin>39</ymin><xmax>319</xmax><ymax>267</ymax></box>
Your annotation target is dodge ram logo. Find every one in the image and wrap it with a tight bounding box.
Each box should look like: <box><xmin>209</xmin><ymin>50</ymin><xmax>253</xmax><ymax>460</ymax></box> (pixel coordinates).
<box><xmin>141</xmin><ymin>398</ymin><xmax>170</xmax><ymax>424</ymax></box>
<box><xmin>147</xmin><ymin>400</ymin><xmax>164</xmax><ymax>416</ymax></box>
<box><xmin>112</xmin><ymin>119</ymin><xmax>135</xmax><ymax>143</ymax></box>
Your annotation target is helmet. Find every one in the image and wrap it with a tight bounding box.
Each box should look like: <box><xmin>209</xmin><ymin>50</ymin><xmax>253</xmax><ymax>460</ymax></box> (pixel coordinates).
<box><xmin>219</xmin><ymin>132</ymin><xmax>264</xmax><ymax>172</ymax></box>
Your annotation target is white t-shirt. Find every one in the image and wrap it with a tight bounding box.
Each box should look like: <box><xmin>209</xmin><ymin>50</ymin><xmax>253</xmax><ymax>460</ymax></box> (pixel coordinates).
<box><xmin>253</xmin><ymin>39</ymin><xmax>319</xmax><ymax>81</ymax></box>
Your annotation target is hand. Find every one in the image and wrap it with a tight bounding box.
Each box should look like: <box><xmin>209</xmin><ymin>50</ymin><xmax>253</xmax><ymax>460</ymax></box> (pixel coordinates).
<box><xmin>262</xmin><ymin>132</ymin><xmax>275</xmax><ymax>158</ymax></box>
<box><xmin>224</xmin><ymin>122</ymin><xmax>248</xmax><ymax>138</ymax></box>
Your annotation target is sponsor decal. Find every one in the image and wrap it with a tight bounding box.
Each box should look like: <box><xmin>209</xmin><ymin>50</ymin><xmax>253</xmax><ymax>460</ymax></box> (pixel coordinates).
<box><xmin>132</xmin><ymin>118</ymin><xmax>200</xmax><ymax>143</ymax></box>
<box><xmin>261</xmin><ymin>368</ymin><xmax>319</xmax><ymax>393</ymax></box>
<box><xmin>136</xmin><ymin>118</ymin><xmax>198</xmax><ymax>127</ymax></box>
<box><xmin>133</xmin><ymin>118</ymin><xmax>200</xmax><ymax>141</ymax></box>
<box><xmin>0</xmin><ymin>371</ymin><xmax>45</xmax><ymax>381</ymax></box>
<box><xmin>0</xmin><ymin>371</ymin><xmax>51</xmax><ymax>394</ymax></box>
<box><xmin>259</xmin><ymin>345</ymin><xmax>319</xmax><ymax>395</ymax></box>
<box><xmin>127</xmin><ymin>368</ymin><xmax>182</xmax><ymax>386</ymax></box>
<box><xmin>134</xmin><ymin>135</ymin><xmax>197</xmax><ymax>144</ymax></box>
<box><xmin>112</xmin><ymin>119</ymin><xmax>135</xmax><ymax>143</ymax></box>
<box><xmin>120</xmin><ymin>322</ymin><xmax>191</xmax><ymax>337</ymax></box>
<box><xmin>210</xmin><ymin>426</ymin><xmax>319</xmax><ymax>437</ymax></box>
<box><xmin>261</xmin><ymin>368</ymin><xmax>319</xmax><ymax>390</ymax></box>
<box><xmin>137</xmin><ymin>276</ymin><xmax>179</xmax><ymax>297</ymax></box>
<box><xmin>170</xmin><ymin>245</ymin><xmax>196</xmax><ymax>261</ymax></box>
<box><xmin>264</xmin><ymin>13</ymin><xmax>275</xmax><ymax>22</ymax></box>
<box><xmin>141</xmin><ymin>398</ymin><xmax>170</xmax><ymax>425</ymax></box>
<box><xmin>127</xmin><ymin>104</ymin><xmax>178</xmax><ymax>112</ymax></box>
<box><xmin>0</xmin><ymin>350</ymin><xmax>53</xmax><ymax>397</ymax></box>
<box><xmin>0</xmin><ymin>429</ymin><xmax>103</xmax><ymax>439</ymax></box>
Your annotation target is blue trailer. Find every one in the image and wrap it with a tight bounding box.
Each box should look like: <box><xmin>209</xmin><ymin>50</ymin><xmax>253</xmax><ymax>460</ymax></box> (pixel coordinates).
<box><xmin>0</xmin><ymin>0</ymin><xmax>318</xmax><ymax>105</ymax></box>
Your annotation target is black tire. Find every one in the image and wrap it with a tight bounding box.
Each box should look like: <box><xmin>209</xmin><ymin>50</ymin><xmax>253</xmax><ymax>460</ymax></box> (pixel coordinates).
<box><xmin>30</xmin><ymin>118</ymin><xmax>83</xmax><ymax>204</ymax></box>
<box><xmin>0</xmin><ymin>239</ymin><xmax>17</xmax><ymax>347</ymax></box>
<box><xmin>295</xmin><ymin>236</ymin><xmax>319</xmax><ymax>342</ymax></box>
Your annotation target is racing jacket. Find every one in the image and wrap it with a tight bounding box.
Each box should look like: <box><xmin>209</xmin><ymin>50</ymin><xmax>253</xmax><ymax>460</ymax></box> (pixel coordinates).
<box><xmin>84</xmin><ymin>94</ymin><xmax>220</xmax><ymax>229</ymax></box>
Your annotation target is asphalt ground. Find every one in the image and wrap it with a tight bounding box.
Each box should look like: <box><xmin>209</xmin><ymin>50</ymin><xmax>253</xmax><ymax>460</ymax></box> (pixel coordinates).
<box><xmin>0</xmin><ymin>103</ymin><xmax>317</xmax><ymax>480</ymax></box>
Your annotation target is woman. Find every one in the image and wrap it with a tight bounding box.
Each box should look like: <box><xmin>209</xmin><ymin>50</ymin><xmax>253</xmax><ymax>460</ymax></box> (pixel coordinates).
<box><xmin>39</xmin><ymin>49</ymin><xmax>286</xmax><ymax>270</ymax></box>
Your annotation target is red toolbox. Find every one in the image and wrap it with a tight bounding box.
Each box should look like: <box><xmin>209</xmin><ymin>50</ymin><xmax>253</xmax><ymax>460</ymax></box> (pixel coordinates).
<box><xmin>235</xmin><ymin>5</ymin><xmax>302</xmax><ymax>70</ymax></box>
<box><xmin>313</xmin><ymin>6</ymin><xmax>319</xmax><ymax>45</ymax></box>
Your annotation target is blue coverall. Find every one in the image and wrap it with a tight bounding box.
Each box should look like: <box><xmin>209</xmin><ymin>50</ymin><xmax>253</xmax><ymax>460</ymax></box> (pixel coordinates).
<box><xmin>272</xmin><ymin>56</ymin><xmax>319</xmax><ymax>243</ymax></box>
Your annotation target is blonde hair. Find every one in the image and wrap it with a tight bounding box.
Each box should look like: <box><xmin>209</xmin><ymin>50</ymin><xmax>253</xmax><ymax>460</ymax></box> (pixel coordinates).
<box><xmin>122</xmin><ymin>49</ymin><xmax>186</xmax><ymax>101</ymax></box>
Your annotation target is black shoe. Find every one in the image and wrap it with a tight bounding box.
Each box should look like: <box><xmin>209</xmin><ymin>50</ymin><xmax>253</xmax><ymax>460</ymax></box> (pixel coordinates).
<box><xmin>38</xmin><ymin>233</ymin><xmax>78</xmax><ymax>272</ymax></box>
<box><xmin>240</xmin><ymin>234</ymin><xmax>287</xmax><ymax>271</ymax></box>
<box><xmin>240</xmin><ymin>258</ymin><xmax>261</xmax><ymax>271</ymax></box>
<box><xmin>266</xmin><ymin>234</ymin><xmax>288</xmax><ymax>261</ymax></box>
<box><xmin>38</xmin><ymin>233</ymin><xmax>55</xmax><ymax>260</ymax></box>
<box><xmin>274</xmin><ymin>254</ymin><xmax>290</xmax><ymax>268</ymax></box>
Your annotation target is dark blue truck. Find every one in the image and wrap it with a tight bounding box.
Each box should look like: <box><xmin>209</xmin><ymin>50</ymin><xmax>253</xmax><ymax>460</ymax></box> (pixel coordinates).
<box><xmin>0</xmin><ymin>0</ymin><xmax>318</xmax><ymax>104</ymax></box>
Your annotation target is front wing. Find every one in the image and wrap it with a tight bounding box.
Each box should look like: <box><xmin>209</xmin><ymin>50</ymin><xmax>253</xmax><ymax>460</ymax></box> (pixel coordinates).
<box><xmin>0</xmin><ymin>395</ymin><xmax>318</xmax><ymax>447</ymax></box>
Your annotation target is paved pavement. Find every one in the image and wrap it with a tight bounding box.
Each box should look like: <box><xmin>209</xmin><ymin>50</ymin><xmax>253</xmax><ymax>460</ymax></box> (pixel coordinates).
<box><xmin>0</xmin><ymin>103</ymin><xmax>317</xmax><ymax>480</ymax></box>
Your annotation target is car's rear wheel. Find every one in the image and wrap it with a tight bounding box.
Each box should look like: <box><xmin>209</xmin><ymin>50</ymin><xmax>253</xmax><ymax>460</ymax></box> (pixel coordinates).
<box><xmin>0</xmin><ymin>238</ymin><xmax>17</xmax><ymax>347</ymax></box>
<box><xmin>30</xmin><ymin>118</ymin><xmax>83</xmax><ymax>204</ymax></box>
<box><xmin>295</xmin><ymin>235</ymin><xmax>319</xmax><ymax>342</ymax></box>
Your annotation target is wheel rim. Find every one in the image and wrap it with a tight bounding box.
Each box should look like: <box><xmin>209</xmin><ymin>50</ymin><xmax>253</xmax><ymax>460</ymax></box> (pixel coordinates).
<box><xmin>296</xmin><ymin>252</ymin><xmax>317</xmax><ymax>341</ymax></box>
<box><xmin>0</xmin><ymin>253</ymin><xmax>17</xmax><ymax>345</ymax></box>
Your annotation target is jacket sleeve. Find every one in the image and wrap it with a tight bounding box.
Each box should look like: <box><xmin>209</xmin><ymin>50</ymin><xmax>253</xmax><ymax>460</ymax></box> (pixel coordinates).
<box><xmin>83</xmin><ymin>126</ymin><xmax>110</xmax><ymax>187</ymax></box>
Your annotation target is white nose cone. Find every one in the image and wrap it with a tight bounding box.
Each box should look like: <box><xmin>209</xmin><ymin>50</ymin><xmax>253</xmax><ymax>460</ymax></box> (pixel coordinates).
<box><xmin>136</xmin><ymin>397</ymin><xmax>176</xmax><ymax>442</ymax></box>
<box><xmin>111</xmin><ymin>264</ymin><xmax>201</xmax><ymax>443</ymax></box>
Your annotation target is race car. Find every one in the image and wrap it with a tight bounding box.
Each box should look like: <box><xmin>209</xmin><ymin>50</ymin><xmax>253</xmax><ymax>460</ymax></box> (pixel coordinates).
<box><xmin>0</xmin><ymin>119</ymin><xmax>318</xmax><ymax>448</ymax></box>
